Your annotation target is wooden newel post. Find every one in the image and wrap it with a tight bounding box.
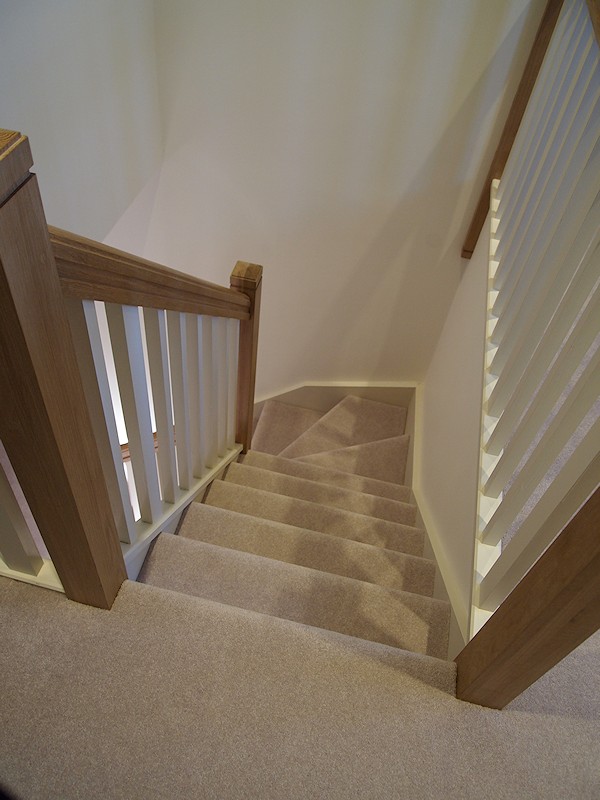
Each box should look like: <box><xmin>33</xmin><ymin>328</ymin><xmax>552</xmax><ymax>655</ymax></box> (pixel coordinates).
<box><xmin>230</xmin><ymin>261</ymin><xmax>263</xmax><ymax>453</ymax></box>
<box><xmin>0</xmin><ymin>130</ymin><xmax>126</xmax><ymax>608</ymax></box>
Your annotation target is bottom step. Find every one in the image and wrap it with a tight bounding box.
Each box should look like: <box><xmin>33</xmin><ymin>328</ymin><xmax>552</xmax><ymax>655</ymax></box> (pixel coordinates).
<box><xmin>139</xmin><ymin>533</ymin><xmax>450</xmax><ymax>658</ymax></box>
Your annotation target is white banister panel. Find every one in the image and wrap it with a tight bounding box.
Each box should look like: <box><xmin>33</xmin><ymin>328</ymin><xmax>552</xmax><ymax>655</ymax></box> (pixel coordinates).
<box><xmin>106</xmin><ymin>303</ymin><xmax>163</xmax><ymax>523</ymax></box>
<box><xmin>485</xmin><ymin>243</ymin><xmax>600</xmax><ymax>452</ymax></box>
<box><xmin>143</xmin><ymin>308</ymin><xmax>179</xmax><ymax>504</ymax></box>
<box><xmin>497</xmin><ymin>1</ymin><xmax>590</xmax><ymax>243</ymax></box>
<box><xmin>471</xmin><ymin>0</ymin><xmax>600</xmax><ymax>635</ymax></box>
<box><xmin>492</xmin><ymin>94</ymin><xmax>600</xmax><ymax>320</ymax></box>
<box><xmin>486</xmin><ymin>178</ymin><xmax>600</xmax><ymax>384</ymax></box>
<box><xmin>497</xmin><ymin>0</ymin><xmax>581</xmax><ymax>209</ymax></box>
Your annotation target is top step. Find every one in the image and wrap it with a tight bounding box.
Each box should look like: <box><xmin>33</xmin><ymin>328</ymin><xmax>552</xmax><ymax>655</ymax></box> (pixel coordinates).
<box><xmin>252</xmin><ymin>400</ymin><xmax>323</xmax><ymax>455</ymax></box>
<box><xmin>279</xmin><ymin>396</ymin><xmax>407</xmax><ymax>458</ymax></box>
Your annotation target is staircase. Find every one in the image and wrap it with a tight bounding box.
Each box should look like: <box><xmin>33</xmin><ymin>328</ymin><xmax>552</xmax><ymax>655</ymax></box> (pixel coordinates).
<box><xmin>138</xmin><ymin>395</ymin><xmax>454</xmax><ymax>687</ymax></box>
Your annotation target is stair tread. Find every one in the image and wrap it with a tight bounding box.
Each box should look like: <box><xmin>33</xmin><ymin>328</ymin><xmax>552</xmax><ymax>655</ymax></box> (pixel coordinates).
<box><xmin>179</xmin><ymin>503</ymin><xmax>436</xmax><ymax>595</ymax></box>
<box><xmin>241</xmin><ymin>450</ymin><xmax>412</xmax><ymax>501</ymax></box>
<box><xmin>139</xmin><ymin>534</ymin><xmax>449</xmax><ymax>658</ymax></box>
<box><xmin>252</xmin><ymin>400</ymin><xmax>323</xmax><ymax>455</ymax></box>
<box><xmin>123</xmin><ymin>580</ymin><xmax>457</xmax><ymax>693</ymax></box>
<box><xmin>297</xmin><ymin>435</ymin><xmax>410</xmax><ymax>484</ymax></box>
<box><xmin>205</xmin><ymin>480</ymin><xmax>425</xmax><ymax>556</ymax></box>
<box><xmin>224</xmin><ymin>462</ymin><xmax>417</xmax><ymax>525</ymax></box>
<box><xmin>279</xmin><ymin>395</ymin><xmax>407</xmax><ymax>458</ymax></box>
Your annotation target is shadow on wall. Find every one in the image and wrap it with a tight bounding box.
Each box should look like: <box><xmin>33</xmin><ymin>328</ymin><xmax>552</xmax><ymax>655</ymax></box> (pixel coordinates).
<box><xmin>289</xmin><ymin>0</ymin><xmax>546</xmax><ymax>387</ymax></box>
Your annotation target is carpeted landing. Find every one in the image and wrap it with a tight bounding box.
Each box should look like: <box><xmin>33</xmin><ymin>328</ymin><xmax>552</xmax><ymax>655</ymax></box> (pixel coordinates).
<box><xmin>140</xmin><ymin>395</ymin><xmax>450</xmax><ymax>660</ymax></box>
<box><xmin>1</xmin><ymin>395</ymin><xmax>598</xmax><ymax>798</ymax></box>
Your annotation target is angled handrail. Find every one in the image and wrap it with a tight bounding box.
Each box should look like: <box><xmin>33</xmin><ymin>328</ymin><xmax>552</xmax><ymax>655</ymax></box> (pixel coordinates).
<box><xmin>461</xmin><ymin>0</ymin><xmax>566</xmax><ymax>258</ymax></box>
<box><xmin>50</xmin><ymin>228</ymin><xmax>250</xmax><ymax>319</ymax></box>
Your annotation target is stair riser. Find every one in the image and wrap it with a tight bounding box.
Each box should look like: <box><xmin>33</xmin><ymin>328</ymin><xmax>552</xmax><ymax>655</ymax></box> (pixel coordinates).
<box><xmin>225</xmin><ymin>463</ymin><xmax>417</xmax><ymax>526</ymax></box>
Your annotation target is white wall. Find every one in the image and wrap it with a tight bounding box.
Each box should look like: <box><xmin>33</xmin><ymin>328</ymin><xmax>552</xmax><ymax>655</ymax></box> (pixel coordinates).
<box><xmin>0</xmin><ymin>0</ymin><xmax>163</xmax><ymax>239</ymax></box>
<box><xmin>105</xmin><ymin>0</ymin><xmax>547</xmax><ymax>399</ymax></box>
<box><xmin>413</xmin><ymin>212</ymin><xmax>490</xmax><ymax>648</ymax></box>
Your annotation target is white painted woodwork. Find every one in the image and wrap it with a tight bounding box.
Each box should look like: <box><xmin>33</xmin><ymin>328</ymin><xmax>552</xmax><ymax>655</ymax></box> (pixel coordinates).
<box><xmin>200</xmin><ymin>316</ymin><xmax>218</xmax><ymax>467</ymax></box>
<box><xmin>213</xmin><ymin>317</ymin><xmax>228</xmax><ymax>456</ymax></box>
<box><xmin>185</xmin><ymin>314</ymin><xmax>206</xmax><ymax>478</ymax></box>
<box><xmin>487</xmin><ymin>174</ymin><xmax>600</xmax><ymax>385</ymax></box>
<box><xmin>472</xmin><ymin>0</ymin><xmax>600</xmax><ymax>631</ymax></box>
<box><xmin>497</xmin><ymin>1</ymin><xmax>590</xmax><ymax>241</ymax></box>
<box><xmin>167</xmin><ymin>310</ymin><xmax>192</xmax><ymax>490</ymax></box>
<box><xmin>0</xmin><ymin>450</ymin><xmax>43</xmax><ymax>575</ymax></box>
<box><xmin>476</xmin><ymin>456</ymin><xmax>600</xmax><ymax>609</ymax></box>
<box><xmin>69</xmin><ymin>299</ymin><xmax>137</xmax><ymax>544</ymax></box>
<box><xmin>106</xmin><ymin>303</ymin><xmax>162</xmax><ymax>522</ymax></box>
<box><xmin>143</xmin><ymin>308</ymin><xmax>179</xmax><ymax>503</ymax></box>
<box><xmin>227</xmin><ymin>318</ymin><xmax>239</xmax><ymax>449</ymax></box>
<box><xmin>497</xmin><ymin>0</ymin><xmax>579</xmax><ymax>207</ymax></box>
<box><xmin>122</xmin><ymin>443</ymin><xmax>243</xmax><ymax>580</ymax></box>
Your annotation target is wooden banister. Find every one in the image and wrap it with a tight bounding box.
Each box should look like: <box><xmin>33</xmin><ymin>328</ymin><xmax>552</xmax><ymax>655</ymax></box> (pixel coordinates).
<box><xmin>455</xmin><ymin>487</ymin><xmax>600</xmax><ymax>708</ymax></box>
<box><xmin>587</xmin><ymin>0</ymin><xmax>600</xmax><ymax>44</ymax></box>
<box><xmin>461</xmin><ymin>0</ymin><xmax>566</xmax><ymax>258</ymax></box>
<box><xmin>231</xmin><ymin>261</ymin><xmax>263</xmax><ymax>453</ymax></box>
<box><xmin>50</xmin><ymin>227</ymin><xmax>251</xmax><ymax>320</ymax></box>
<box><xmin>0</xmin><ymin>131</ymin><xmax>127</xmax><ymax>608</ymax></box>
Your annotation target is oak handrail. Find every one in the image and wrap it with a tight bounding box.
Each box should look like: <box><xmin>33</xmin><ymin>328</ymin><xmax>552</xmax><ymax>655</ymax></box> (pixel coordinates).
<box><xmin>461</xmin><ymin>0</ymin><xmax>566</xmax><ymax>258</ymax></box>
<box><xmin>50</xmin><ymin>227</ymin><xmax>251</xmax><ymax>320</ymax></box>
<box><xmin>455</xmin><ymin>487</ymin><xmax>600</xmax><ymax>708</ymax></box>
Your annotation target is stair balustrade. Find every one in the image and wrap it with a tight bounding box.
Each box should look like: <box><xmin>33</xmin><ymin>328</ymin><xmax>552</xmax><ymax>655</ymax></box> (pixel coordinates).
<box><xmin>456</xmin><ymin>0</ymin><xmax>600</xmax><ymax>706</ymax></box>
<box><xmin>0</xmin><ymin>129</ymin><xmax>263</xmax><ymax>606</ymax></box>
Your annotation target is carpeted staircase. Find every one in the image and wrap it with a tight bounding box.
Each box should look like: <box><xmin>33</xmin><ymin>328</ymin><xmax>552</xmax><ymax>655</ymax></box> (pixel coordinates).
<box><xmin>139</xmin><ymin>395</ymin><xmax>454</xmax><ymax>681</ymax></box>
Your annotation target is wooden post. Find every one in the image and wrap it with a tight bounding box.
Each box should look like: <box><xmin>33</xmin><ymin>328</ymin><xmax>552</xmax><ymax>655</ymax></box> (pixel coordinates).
<box><xmin>455</xmin><ymin>488</ymin><xmax>600</xmax><ymax>708</ymax></box>
<box><xmin>0</xmin><ymin>130</ymin><xmax>126</xmax><ymax>608</ymax></box>
<box><xmin>230</xmin><ymin>261</ymin><xmax>263</xmax><ymax>453</ymax></box>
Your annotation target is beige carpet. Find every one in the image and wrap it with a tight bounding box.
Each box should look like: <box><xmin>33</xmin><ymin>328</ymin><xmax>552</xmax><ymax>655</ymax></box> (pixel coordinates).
<box><xmin>0</xmin><ymin>577</ymin><xmax>599</xmax><ymax>800</ymax></box>
<box><xmin>4</xmin><ymin>395</ymin><xmax>597</xmax><ymax>798</ymax></box>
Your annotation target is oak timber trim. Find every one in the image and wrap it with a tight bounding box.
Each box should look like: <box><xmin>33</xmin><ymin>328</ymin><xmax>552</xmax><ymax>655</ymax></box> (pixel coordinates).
<box><xmin>230</xmin><ymin>261</ymin><xmax>263</xmax><ymax>453</ymax></box>
<box><xmin>461</xmin><ymin>0</ymin><xmax>566</xmax><ymax>258</ymax></box>
<box><xmin>50</xmin><ymin>227</ymin><xmax>251</xmax><ymax>320</ymax></box>
<box><xmin>0</xmin><ymin>130</ymin><xmax>127</xmax><ymax>608</ymax></box>
<box><xmin>455</xmin><ymin>487</ymin><xmax>600</xmax><ymax>708</ymax></box>
<box><xmin>586</xmin><ymin>0</ymin><xmax>600</xmax><ymax>45</ymax></box>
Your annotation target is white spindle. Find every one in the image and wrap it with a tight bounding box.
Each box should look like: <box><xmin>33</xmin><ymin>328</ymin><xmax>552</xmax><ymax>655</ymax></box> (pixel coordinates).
<box><xmin>186</xmin><ymin>314</ymin><xmax>206</xmax><ymax>478</ymax></box>
<box><xmin>498</xmin><ymin>0</ymin><xmax>579</xmax><ymax>205</ymax></box>
<box><xmin>486</xmin><ymin>229</ymin><xmax>600</xmax><ymax>434</ymax></box>
<box><xmin>71</xmin><ymin>300</ymin><xmax>137</xmax><ymax>543</ymax></box>
<box><xmin>106</xmin><ymin>303</ymin><xmax>162</xmax><ymax>523</ymax></box>
<box><xmin>200</xmin><ymin>316</ymin><xmax>218</xmax><ymax>467</ymax></box>
<box><xmin>167</xmin><ymin>311</ymin><xmax>193</xmax><ymax>489</ymax></box>
<box><xmin>497</xmin><ymin>1</ymin><xmax>588</xmax><ymax>238</ymax></box>
<box><xmin>143</xmin><ymin>308</ymin><xmax>179</xmax><ymax>504</ymax></box>
<box><xmin>213</xmin><ymin>316</ymin><xmax>229</xmax><ymax>456</ymax></box>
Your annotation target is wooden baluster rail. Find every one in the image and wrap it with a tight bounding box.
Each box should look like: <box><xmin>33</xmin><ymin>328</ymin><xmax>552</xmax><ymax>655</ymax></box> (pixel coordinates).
<box><xmin>461</xmin><ymin>0</ymin><xmax>566</xmax><ymax>258</ymax></box>
<box><xmin>0</xmin><ymin>131</ymin><xmax>126</xmax><ymax>608</ymax></box>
